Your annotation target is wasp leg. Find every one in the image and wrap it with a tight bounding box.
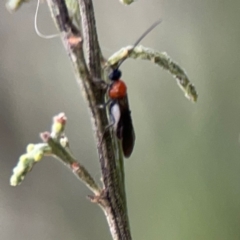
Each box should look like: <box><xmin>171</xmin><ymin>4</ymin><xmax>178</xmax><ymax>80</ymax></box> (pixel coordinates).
<box><xmin>97</xmin><ymin>99</ymin><xmax>112</xmax><ymax>109</ymax></box>
<box><xmin>105</xmin><ymin>110</ymin><xmax>116</xmax><ymax>130</ymax></box>
<box><xmin>98</xmin><ymin>101</ymin><xmax>117</xmax><ymax>147</ymax></box>
<box><xmin>93</xmin><ymin>77</ymin><xmax>111</xmax><ymax>109</ymax></box>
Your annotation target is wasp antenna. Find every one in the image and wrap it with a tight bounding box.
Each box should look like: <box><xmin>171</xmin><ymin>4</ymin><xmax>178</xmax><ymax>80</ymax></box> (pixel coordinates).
<box><xmin>132</xmin><ymin>19</ymin><xmax>162</xmax><ymax>49</ymax></box>
<box><xmin>117</xmin><ymin>18</ymin><xmax>162</xmax><ymax>68</ymax></box>
<box><xmin>34</xmin><ymin>0</ymin><xmax>61</xmax><ymax>39</ymax></box>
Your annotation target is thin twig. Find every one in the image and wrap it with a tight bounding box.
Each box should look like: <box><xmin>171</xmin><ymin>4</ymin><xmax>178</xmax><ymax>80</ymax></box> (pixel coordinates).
<box><xmin>10</xmin><ymin>113</ymin><xmax>102</xmax><ymax>197</ymax></box>
<box><xmin>47</xmin><ymin>137</ymin><xmax>101</xmax><ymax>195</ymax></box>
<box><xmin>107</xmin><ymin>45</ymin><xmax>198</xmax><ymax>102</ymax></box>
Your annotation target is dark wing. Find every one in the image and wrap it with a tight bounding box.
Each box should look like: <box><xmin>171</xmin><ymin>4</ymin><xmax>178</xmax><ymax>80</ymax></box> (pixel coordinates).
<box><xmin>117</xmin><ymin>96</ymin><xmax>135</xmax><ymax>158</ymax></box>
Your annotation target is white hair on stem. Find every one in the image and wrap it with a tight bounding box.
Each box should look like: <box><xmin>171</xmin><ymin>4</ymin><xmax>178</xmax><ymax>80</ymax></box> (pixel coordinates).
<box><xmin>34</xmin><ymin>0</ymin><xmax>61</xmax><ymax>39</ymax></box>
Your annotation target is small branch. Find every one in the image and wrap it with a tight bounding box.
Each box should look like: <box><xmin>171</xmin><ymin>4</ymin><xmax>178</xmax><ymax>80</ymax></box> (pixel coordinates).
<box><xmin>107</xmin><ymin>45</ymin><xmax>198</xmax><ymax>102</ymax></box>
<box><xmin>10</xmin><ymin>113</ymin><xmax>101</xmax><ymax>196</ymax></box>
<box><xmin>46</xmin><ymin>113</ymin><xmax>101</xmax><ymax>196</ymax></box>
<box><xmin>46</xmin><ymin>136</ymin><xmax>101</xmax><ymax>196</ymax></box>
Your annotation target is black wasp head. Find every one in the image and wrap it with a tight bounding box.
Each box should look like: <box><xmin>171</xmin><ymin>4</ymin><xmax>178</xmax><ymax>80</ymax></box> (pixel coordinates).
<box><xmin>109</xmin><ymin>68</ymin><xmax>122</xmax><ymax>81</ymax></box>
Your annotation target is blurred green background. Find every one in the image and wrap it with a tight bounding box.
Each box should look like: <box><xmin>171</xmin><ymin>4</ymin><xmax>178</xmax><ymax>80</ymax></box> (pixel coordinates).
<box><xmin>1</xmin><ymin>0</ymin><xmax>240</xmax><ymax>239</ymax></box>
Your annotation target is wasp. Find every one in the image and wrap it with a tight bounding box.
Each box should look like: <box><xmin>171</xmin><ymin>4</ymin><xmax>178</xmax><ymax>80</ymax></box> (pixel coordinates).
<box><xmin>101</xmin><ymin>19</ymin><xmax>162</xmax><ymax>158</ymax></box>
